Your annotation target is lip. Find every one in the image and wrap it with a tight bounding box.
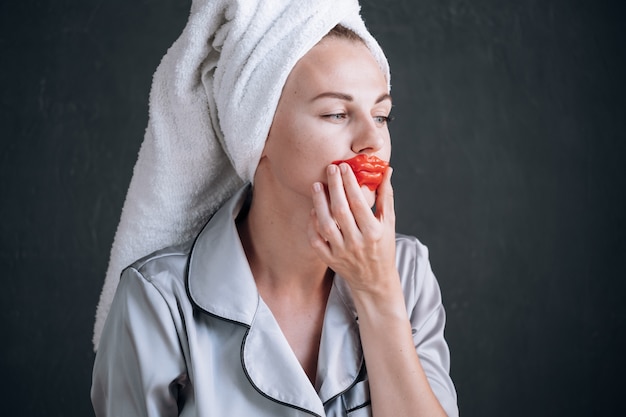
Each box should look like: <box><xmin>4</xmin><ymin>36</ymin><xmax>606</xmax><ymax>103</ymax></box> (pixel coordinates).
<box><xmin>332</xmin><ymin>155</ymin><xmax>389</xmax><ymax>190</ymax></box>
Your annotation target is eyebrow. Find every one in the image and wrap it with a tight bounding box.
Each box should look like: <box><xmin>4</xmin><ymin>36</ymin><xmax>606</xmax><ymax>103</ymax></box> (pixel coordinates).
<box><xmin>311</xmin><ymin>92</ymin><xmax>393</xmax><ymax>104</ymax></box>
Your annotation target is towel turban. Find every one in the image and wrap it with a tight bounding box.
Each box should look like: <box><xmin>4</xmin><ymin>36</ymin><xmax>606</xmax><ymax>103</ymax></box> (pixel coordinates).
<box><xmin>93</xmin><ymin>0</ymin><xmax>390</xmax><ymax>350</ymax></box>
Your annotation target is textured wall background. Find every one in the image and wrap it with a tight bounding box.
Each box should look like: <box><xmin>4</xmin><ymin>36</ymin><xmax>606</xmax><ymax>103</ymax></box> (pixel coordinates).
<box><xmin>1</xmin><ymin>0</ymin><xmax>624</xmax><ymax>416</ymax></box>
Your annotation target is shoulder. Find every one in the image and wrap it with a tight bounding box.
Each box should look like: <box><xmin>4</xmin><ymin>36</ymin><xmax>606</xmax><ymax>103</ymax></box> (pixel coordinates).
<box><xmin>394</xmin><ymin>233</ymin><xmax>432</xmax><ymax>282</ymax></box>
<box><xmin>394</xmin><ymin>233</ymin><xmax>440</xmax><ymax>308</ymax></box>
<box><xmin>122</xmin><ymin>240</ymin><xmax>194</xmax><ymax>296</ymax></box>
<box><xmin>106</xmin><ymin>240</ymin><xmax>196</xmax><ymax>339</ymax></box>
<box><xmin>395</xmin><ymin>233</ymin><xmax>429</xmax><ymax>260</ymax></box>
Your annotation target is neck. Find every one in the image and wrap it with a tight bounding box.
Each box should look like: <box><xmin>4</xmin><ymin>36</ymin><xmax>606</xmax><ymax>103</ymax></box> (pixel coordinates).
<box><xmin>237</xmin><ymin>185</ymin><xmax>330</xmax><ymax>297</ymax></box>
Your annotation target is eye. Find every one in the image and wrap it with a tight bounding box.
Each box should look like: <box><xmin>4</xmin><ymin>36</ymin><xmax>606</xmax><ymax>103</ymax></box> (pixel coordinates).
<box><xmin>322</xmin><ymin>113</ymin><xmax>348</xmax><ymax>121</ymax></box>
<box><xmin>373</xmin><ymin>114</ymin><xmax>394</xmax><ymax>126</ymax></box>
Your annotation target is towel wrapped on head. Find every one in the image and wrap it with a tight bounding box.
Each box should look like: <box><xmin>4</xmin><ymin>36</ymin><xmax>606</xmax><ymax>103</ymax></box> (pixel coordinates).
<box><xmin>93</xmin><ymin>0</ymin><xmax>390</xmax><ymax>350</ymax></box>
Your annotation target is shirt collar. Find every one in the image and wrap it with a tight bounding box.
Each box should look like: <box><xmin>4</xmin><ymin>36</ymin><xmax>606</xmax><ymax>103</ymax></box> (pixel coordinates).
<box><xmin>187</xmin><ymin>184</ymin><xmax>364</xmax><ymax>409</ymax></box>
<box><xmin>187</xmin><ymin>184</ymin><xmax>259</xmax><ymax>325</ymax></box>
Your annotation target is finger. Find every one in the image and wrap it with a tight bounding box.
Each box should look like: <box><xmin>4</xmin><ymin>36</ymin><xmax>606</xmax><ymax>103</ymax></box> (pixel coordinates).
<box><xmin>375</xmin><ymin>166</ymin><xmax>395</xmax><ymax>225</ymax></box>
<box><xmin>311</xmin><ymin>181</ymin><xmax>343</xmax><ymax>244</ymax></box>
<box><xmin>326</xmin><ymin>164</ymin><xmax>359</xmax><ymax>237</ymax></box>
<box><xmin>339</xmin><ymin>162</ymin><xmax>377</xmax><ymax>230</ymax></box>
<box><xmin>307</xmin><ymin>208</ymin><xmax>333</xmax><ymax>261</ymax></box>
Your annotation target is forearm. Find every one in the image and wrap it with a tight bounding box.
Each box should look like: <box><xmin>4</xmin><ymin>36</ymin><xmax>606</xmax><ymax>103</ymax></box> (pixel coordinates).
<box><xmin>309</xmin><ymin>166</ymin><xmax>454</xmax><ymax>415</ymax></box>
<box><xmin>353</xmin><ymin>275</ymin><xmax>448</xmax><ymax>417</ymax></box>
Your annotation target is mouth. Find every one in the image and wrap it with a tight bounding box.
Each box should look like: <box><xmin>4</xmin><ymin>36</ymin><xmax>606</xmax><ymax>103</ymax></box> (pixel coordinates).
<box><xmin>332</xmin><ymin>155</ymin><xmax>389</xmax><ymax>191</ymax></box>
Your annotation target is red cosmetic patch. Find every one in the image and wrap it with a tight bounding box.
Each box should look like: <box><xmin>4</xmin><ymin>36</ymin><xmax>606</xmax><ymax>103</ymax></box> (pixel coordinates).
<box><xmin>332</xmin><ymin>154</ymin><xmax>389</xmax><ymax>191</ymax></box>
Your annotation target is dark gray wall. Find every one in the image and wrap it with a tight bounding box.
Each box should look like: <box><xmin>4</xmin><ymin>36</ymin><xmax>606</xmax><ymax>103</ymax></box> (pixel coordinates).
<box><xmin>1</xmin><ymin>0</ymin><xmax>624</xmax><ymax>416</ymax></box>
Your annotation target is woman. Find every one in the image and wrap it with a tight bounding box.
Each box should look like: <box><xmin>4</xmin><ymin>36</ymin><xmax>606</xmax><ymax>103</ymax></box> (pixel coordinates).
<box><xmin>91</xmin><ymin>1</ymin><xmax>458</xmax><ymax>416</ymax></box>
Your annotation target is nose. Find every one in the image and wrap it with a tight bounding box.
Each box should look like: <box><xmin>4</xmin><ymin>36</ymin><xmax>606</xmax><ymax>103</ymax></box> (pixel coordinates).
<box><xmin>350</xmin><ymin>112</ymin><xmax>386</xmax><ymax>154</ymax></box>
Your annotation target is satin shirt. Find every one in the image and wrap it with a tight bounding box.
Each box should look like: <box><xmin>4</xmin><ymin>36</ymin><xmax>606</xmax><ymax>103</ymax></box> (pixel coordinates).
<box><xmin>91</xmin><ymin>186</ymin><xmax>458</xmax><ymax>416</ymax></box>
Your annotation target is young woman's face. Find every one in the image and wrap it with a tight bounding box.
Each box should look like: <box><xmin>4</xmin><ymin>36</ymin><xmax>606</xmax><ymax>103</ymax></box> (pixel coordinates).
<box><xmin>257</xmin><ymin>36</ymin><xmax>392</xmax><ymax>206</ymax></box>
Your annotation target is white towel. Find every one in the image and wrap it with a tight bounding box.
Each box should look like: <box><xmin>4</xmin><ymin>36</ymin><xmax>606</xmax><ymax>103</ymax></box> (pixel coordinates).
<box><xmin>93</xmin><ymin>0</ymin><xmax>390</xmax><ymax>350</ymax></box>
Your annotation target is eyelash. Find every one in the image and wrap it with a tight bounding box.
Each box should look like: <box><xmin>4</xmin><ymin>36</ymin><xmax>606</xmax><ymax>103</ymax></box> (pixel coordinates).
<box><xmin>373</xmin><ymin>115</ymin><xmax>394</xmax><ymax>125</ymax></box>
<box><xmin>323</xmin><ymin>113</ymin><xmax>348</xmax><ymax>121</ymax></box>
<box><xmin>322</xmin><ymin>113</ymin><xmax>394</xmax><ymax>125</ymax></box>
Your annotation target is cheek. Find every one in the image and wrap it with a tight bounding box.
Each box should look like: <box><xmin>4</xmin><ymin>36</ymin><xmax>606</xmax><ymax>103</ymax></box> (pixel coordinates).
<box><xmin>382</xmin><ymin>132</ymin><xmax>392</xmax><ymax>157</ymax></box>
<box><xmin>289</xmin><ymin>135</ymin><xmax>327</xmax><ymax>180</ymax></box>
<box><xmin>282</xmin><ymin>118</ymin><xmax>329</xmax><ymax>160</ymax></box>
<box><xmin>267</xmin><ymin>123</ymin><xmax>317</xmax><ymax>177</ymax></box>
<box><xmin>268</xmin><ymin>112</ymin><xmax>348</xmax><ymax>183</ymax></box>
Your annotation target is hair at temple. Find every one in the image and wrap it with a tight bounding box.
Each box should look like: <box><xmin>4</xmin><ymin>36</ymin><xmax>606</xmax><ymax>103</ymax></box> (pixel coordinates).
<box><xmin>324</xmin><ymin>24</ymin><xmax>365</xmax><ymax>43</ymax></box>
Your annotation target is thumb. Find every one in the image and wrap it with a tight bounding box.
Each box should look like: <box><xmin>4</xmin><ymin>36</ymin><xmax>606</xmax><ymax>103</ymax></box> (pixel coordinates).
<box><xmin>375</xmin><ymin>166</ymin><xmax>395</xmax><ymax>224</ymax></box>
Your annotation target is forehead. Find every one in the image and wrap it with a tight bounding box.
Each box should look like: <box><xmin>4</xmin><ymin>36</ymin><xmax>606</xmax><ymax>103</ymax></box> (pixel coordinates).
<box><xmin>284</xmin><ymin>37</ymin><xmax>388</xmax><ymax>96</ymax></box>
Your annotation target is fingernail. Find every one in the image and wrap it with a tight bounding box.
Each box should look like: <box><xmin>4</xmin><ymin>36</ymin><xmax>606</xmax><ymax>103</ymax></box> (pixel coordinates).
<box><xmin>313</xmin><ymin>182</ymin><xmax>322</xmax><ymax>193</ymax></box>
<box><xmin>327</xmin><ymin>164</ymin><xmax>338</xmax><ymax>175</ymax></box>
<box><xmin>340</xmin><ymin>163</ymin><xmax>348</xmax><ymax>174</ymax></box>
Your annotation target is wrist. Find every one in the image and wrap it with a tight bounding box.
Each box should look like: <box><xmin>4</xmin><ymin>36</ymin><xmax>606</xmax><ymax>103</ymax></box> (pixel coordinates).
<box><xmin>350</xmin><ymin>270</ymin><xmax>409</xmax><ymax>325</ymax></box>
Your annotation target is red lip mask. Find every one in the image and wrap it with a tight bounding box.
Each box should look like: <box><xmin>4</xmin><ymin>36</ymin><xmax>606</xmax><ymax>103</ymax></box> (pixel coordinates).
<box><xmin>332</xmin><ymin>154</ymin><xmax>390</xmax><ymax>191</ymax></box>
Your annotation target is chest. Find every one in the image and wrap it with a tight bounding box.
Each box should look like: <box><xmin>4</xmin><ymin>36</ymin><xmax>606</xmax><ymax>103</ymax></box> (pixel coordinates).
<box><xmin>179</xmin><ymin>302</ymin><xmax>371</xmax><ymax>417</ymax></box>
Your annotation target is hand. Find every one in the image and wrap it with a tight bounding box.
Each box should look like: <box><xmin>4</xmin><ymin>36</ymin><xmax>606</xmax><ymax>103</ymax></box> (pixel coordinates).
<box><xmin>309</xmin><ymin>164</ymin><xmax>449</xmax><ymax>417</ymax></box>
<box><xmin>307</xmin><ymin>162</ymin><xmax>398</xmax><ymax>297</ymax></box>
